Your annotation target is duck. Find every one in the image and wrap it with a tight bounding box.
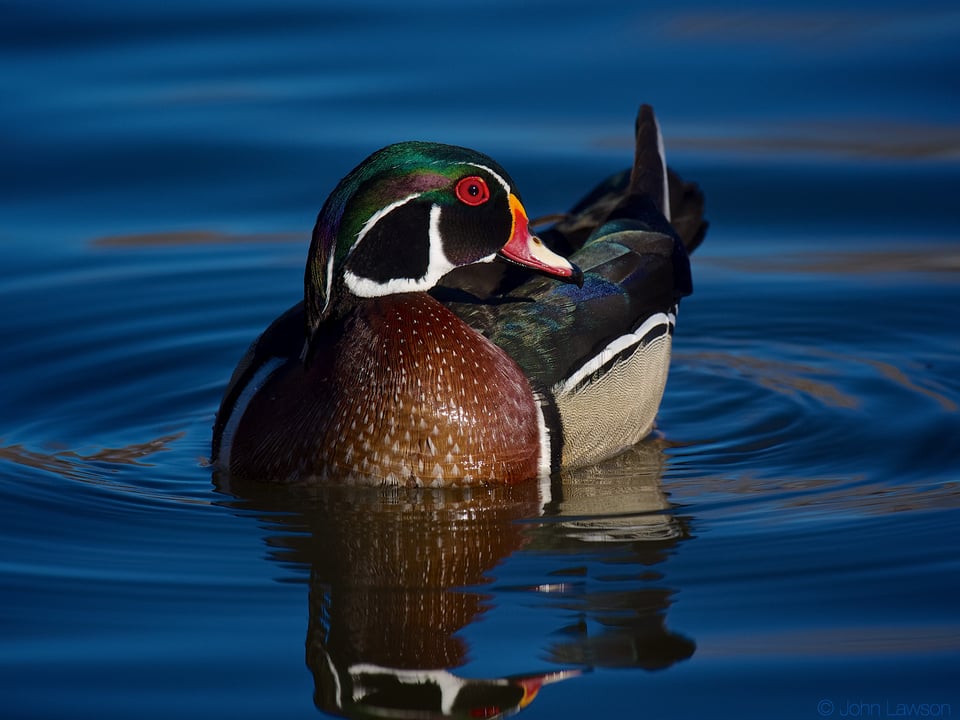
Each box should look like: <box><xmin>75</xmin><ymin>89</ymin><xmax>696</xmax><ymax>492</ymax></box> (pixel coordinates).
<box><xmin>212</xmin><ymin>104</ymin><xmax>707</xmax><ymax>486</ymax></box>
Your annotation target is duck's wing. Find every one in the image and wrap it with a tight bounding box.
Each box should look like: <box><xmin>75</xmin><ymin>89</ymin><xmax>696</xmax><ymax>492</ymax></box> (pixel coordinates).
<box><xmin>444</xmin><ymin>220</ymin><xmax>688</xmax><ymax>388</ymax></box>
<box><xmin>211</xmin><ymin>302</ymin><xmax>305</xmax><ymax>465</ymax></box>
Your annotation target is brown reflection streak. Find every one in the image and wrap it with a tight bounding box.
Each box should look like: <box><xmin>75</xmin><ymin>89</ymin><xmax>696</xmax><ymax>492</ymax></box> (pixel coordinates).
<box><xmin>862</xmin><ymin>358</ymin><xmax>958</xmax><ymax>412</ymax></box>
<box><xmin>0</xmin><ymin>434</ymin><xmax>194</xmax><ymax>501</ymax></box>
<box><xmin>700</xmin><ymin>624</ymin><xmax>960</xmax><ymax>658</ymax></box>
<box><xmin>0</xmin><ymin>433</ymin><xmax>182</xmax><ymax>476</ymax></box>
<box><xmin>91</xmin><ymin>230</ymin><xmax>302</xmax><ymax>248</ymax></box>
<box><xmin>675</xmin><ymin>133</ymin><xmax>960</xmax><ymax>161</ymax></box>
<box><xmin>594</xmin><ymin>118</ymin><xmax>960</xmax><ymax>160</ymax></box>
<box><xmin>685</xmin><ymin>339</ymin><xmax>952</xmax><ymax>436</ymax></box>
<box><xmin>680</xmin><ymin>351</ymin><xmax>858</xmax><ymax>409</ymax></box>
<box><xmin>787</xmin><ymin>478</ymin><xmax>960</xmax><ymax>515</ymax></box>
<box><xmin>802</xmin><ymin>347</ymin><xmax>957</xmax><ymax>414</ymax></box>
<box><xmin>593</xmin><ymin>125</ymin><xmax>960</xmax><ymax>161</ymax></box>
<box><xmin>700</xmin><ymin>248</ymin><xmax>960</xmax><ymax>276</ymax></box>
<box><xmin>662</xmin><ymin>10</ymin><xmax>891</xmax><ymax>44</ymax></box>
<box><xmin>667</xmin><ymin>472</ymin><xmax>960</xmax><ymax>517</ymax></box>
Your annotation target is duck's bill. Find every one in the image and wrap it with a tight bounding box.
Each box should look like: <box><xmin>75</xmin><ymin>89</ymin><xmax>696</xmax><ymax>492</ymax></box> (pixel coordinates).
<box><xmin>499</xmin><ymin>194</ymin><xmax>584</xmax><ymax>287</ymax></box>
<box><xmin>515</xmin><ymin>669</ymin><xmax>583</xmax><ymax>709</ymax></box>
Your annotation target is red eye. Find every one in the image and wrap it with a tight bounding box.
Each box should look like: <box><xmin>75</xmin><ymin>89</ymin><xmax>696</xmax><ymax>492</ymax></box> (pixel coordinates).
<box><xmin>455</xmin><ymin>175</ymin><xmax>490</xmax><ymax>206</ymax></box>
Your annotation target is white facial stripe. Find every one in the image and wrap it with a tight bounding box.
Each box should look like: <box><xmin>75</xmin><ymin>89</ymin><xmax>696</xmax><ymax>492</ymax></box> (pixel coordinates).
<box><xmin>353</xmin><ymin>193</ymin><xmax>420</xmax><ymax>249</ymax></box>
<box><xmin>456</xmin><ymin>161</ymin><xmax>512</xmax><ymax>195</ymax></box>
<box><xmin>328</xmin><ymin>161</ymin><xmax>513</xmax><ymax>308</ymax></box>
<box><xmin>325</xmin><ymin>193</ymin><xmax>421</xmax><ymax>313</ymax></box>
<box><xmin>343</xmin><ymin>203</ymin><xmax>456</xmax><ymax>297</ymax></box>
<box><xmin>427</xmin><ymin>202</ymin><xmax>451</xmax><ymax>273</ymax></box>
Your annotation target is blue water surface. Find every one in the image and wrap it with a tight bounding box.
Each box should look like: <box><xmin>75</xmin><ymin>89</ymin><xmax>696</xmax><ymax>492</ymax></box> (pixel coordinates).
<box><xmin>2</xmin><ymin>2</ymin><xmax>959</xmax><ymax>719</ymax></box>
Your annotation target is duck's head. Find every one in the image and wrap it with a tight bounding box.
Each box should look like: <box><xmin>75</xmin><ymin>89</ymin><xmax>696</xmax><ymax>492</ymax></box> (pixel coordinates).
<box><xmin>304</xmin><ymin>141</ymin><xmax>582</xmax><ymax>335</ymax></box>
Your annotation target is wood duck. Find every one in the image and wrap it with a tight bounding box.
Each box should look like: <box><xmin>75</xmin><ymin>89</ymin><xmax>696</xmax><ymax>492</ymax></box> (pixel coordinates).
<box><xmin>212</xmin><ymin>105</ymin><xmax>706</xmax><ymax>485</ymax></box>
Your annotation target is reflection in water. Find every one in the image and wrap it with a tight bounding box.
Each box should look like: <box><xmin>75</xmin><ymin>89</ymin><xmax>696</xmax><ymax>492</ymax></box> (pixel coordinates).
<box><xmin>700</xmin><ymin>246</ymin><xmax>960</xmax><ymax>276</ymax></box>
<box><xmin>860</xmin><ymin>357</ymin><xmax>957</xmax><ymax>412</ymax></box>
<box><xmin>216</xmin><ymin>440</ymin><xmax>693</xmax><ymax>717</ymax></box>
<box><xmin>91</xmin><ymin>229</ymin><xmax>302</xmax><ymax>247</ymax></box>
<box><xmin>0</xmin><ymin>433</ymin><xmax>183</xmax><ymax>476</ymax></box>
<box><xmin>0</xmin><ymin>434</ymin><xmax>187</xmax><ymax>505</ymax></box>
<box><xmin>680</xmin><ymin>351</ymin><xmax>859</xmax><ymax>409</ymax></box>
<box><xmin>538</xmin><ymin>445</ymin><xmax>694</xmax><ymax>671</ymax></box>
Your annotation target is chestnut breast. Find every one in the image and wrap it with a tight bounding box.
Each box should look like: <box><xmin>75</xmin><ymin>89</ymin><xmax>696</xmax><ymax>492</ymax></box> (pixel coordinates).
<box><xmin>234</xmin><ymin>293</ymin><xmax>543</xmax><ymax>485</ymax></box>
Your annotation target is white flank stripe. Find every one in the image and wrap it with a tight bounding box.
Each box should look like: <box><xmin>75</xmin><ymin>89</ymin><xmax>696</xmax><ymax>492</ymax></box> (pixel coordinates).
<box><xmin>217</xmin><ymin>357</ymin><xmax>285</xmax><ymax>469</ymax></box>
<box><xmin>556</xmin><ymin>312</ymin><xmax>674</xmax><ymax>396</ymax></box>
<box><xmin>535</xmin><ymin>399</ymin><xmax>552</xmax><ymax>505</ymax></box>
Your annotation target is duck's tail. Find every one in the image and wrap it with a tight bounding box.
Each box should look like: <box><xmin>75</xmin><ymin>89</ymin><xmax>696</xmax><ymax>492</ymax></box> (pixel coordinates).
<box><xmin>535</xmin><ymin>104</ymin><xmax>707</xmax><ymax>258</ymax></box>
<box><xmin>630</xmin><ymin>104</ymin><xmax>671</xmax><ymax>222</ymax></box>
<box><xmin>627</xmin><ymin>104</ymin><xmax>708</xmax><ymax>255</ymax></box>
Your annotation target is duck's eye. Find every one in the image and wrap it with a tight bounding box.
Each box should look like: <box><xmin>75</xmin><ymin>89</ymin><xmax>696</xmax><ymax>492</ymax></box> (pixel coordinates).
<box><xmin>455</xmin><ymin>176</ymin><xmax>490</xmax><ymax>207</ymax></box>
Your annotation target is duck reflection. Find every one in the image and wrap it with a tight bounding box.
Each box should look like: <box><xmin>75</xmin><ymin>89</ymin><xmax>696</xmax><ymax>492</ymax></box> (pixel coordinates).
<box><xmin>539</xmin><ymin>444</ymin><xmax>695</xmax><ymax>671</ymax></box>
<box><xmin>215</xmin><ymin>439</ymin><xmax>693</xmax><ymax>718</ymax></box>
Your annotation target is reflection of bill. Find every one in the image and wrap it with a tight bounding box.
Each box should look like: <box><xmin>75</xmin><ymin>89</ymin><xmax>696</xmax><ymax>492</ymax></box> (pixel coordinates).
<box><xmin>216</xmin><ymin>439</ymin><xmax>694</xmax><ymax>718</ymax></box>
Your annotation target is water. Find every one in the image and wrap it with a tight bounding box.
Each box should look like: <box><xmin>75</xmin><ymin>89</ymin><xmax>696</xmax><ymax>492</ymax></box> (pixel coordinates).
<box><xmin>2</xmin><ymin>1</ymin><xmax>959</xmax><ymax>718</ymax></box>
